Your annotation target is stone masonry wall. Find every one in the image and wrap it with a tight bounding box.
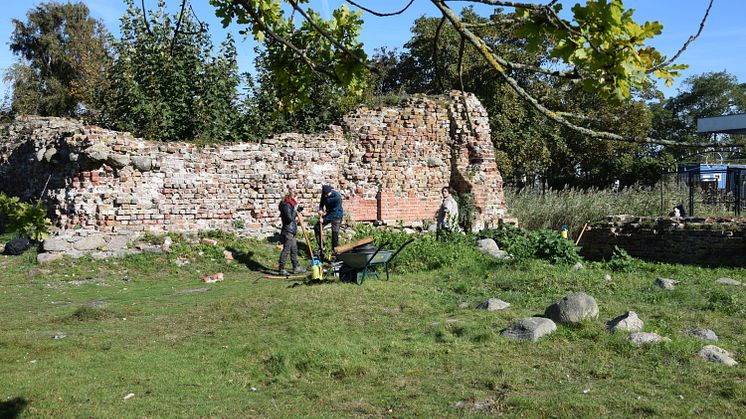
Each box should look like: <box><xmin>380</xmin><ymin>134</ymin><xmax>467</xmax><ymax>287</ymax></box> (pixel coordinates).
<box><xmin>0</xmin><ymin>92</ymin><xmax>506</xmax><ymax>245</ymax></box>
<box><xmin>579</xmin><ymin>215</ymin><xmax>746</xmax><ymax>266</ymax></box>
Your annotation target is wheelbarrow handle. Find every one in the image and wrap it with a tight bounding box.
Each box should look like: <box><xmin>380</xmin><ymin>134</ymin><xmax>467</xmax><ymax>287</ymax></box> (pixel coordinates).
<box><xmin>362</xmin><ymin>240</ymin><xmax>389</xmax><ymax>270</ymax></box>
<box><xmin>388</xmin><ymin>238</ymin><xmax>415</xmax><ymax>264</ymax></box>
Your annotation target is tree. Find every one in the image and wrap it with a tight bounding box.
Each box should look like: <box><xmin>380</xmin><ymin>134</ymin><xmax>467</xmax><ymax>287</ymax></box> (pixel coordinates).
<box><xmin>7</xmin><ymin>1</ymin><xmax>110</xmax><ymax>116</ymax></box>
<box><xmin>650</xmin><ymin>71</ymin><xmax>746</xmax><ymax>164</ymax></box>
<box><xmin>209</xmin><ymin>0</ymin><xmax>732</xmax><ymax>148</ymax></box>
<box><xmin>101</xmin><ymin>0</ymin><xmax>241</xmax><ymax>142</ymax></box>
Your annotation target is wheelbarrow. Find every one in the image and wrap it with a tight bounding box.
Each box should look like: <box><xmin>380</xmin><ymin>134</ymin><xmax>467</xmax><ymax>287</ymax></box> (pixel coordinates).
<box><xmin>333</xmin><ymin>239</ymin><xmax>415</xmax><ymax>285</ymax></box>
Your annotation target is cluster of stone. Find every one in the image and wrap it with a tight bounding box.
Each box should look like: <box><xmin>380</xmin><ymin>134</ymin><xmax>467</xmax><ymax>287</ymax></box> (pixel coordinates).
<box><xmin>580</xmin><ymin>215</ymin><xmax>746</xmax><ymax>266</ymax></box>
<box><xmin>0</xmin><ymin>92</ymin><xmax>507</xmax><ymax>250</ymax></box>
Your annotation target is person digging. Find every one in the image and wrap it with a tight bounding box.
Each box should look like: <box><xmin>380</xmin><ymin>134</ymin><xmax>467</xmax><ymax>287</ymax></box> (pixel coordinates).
<box><xmin>278</xmin><ymin>190</ymin><xmax>307</xmax><ymax>277</ymax></box>
<box><xmin>314</xmin><ymin>184</ymin><xmax>343</xmax><ymax>260</ymax></box>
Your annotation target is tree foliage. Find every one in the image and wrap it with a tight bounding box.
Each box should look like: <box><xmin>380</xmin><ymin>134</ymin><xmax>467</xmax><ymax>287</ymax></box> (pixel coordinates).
<box><xmin>650</xmin><ymin>71</ymin><xmax>746</xmax><ymax>164</ymax></box>
<box><xmin>208</xmin><ymin>0</ymin><xmax>729</xmax><ymax>147</ymax></box>
<box><xmin>6</xmin><ymin>1</ymin><xmax>110</xmax><ymax>117</ymax></box>
<box><xmin>100</xmin><ymin>0</ymin><xmax>241</xmax><ymax>142</ymax></box>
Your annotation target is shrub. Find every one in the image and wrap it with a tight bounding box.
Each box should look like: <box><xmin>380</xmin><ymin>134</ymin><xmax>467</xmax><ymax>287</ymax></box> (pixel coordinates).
<box><xmin>352</xmin><ymin>225</ymin><xmax>488</xmax><ymax>274</ymax></box>
<box><xmin>0</xmin><ymin>193</ymin><xmax>52</xmax><ymax>241</ymax></box>
<box><xmin>480</xmin><ymin>225</ymin><xmax>581</xmax><ymax>264</ymax></box>
<box><xmin>607</xmin><ymin>246</ymin><xmax>640</xmax><ymax>272</ymax></box>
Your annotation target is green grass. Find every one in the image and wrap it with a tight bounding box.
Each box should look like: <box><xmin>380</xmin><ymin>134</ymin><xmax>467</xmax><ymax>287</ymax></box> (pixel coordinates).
<box><xmin>0</xmin><ymin>232</ymin><xmax>744</xmax><ymax>417</ymax></box>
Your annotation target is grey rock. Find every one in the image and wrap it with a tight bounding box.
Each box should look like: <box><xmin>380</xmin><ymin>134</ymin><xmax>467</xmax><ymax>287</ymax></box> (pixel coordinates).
<box><xmin>607</xmin><ymin>311</ymin><xmax>644</xmax><ymax>332</ymax></box>
<box><xmin>72</xmin><ymin>234</ymin><xmax>107</xmax><ymax>251</ymax></box>
<box><xmin>84</xmin><ymin>143</ymin><xmax>109</xmax><ymax>161</ymax></box>
<box><xmin>43</xmin><ymin>237</ymin><xmax>73</xmax><ymax>252</ymax></box>
<box><xmin>683</xmin><ymin>328</ymin><xmax>718</xmax><ymax>342</ymax></box>
<box><xmin>477</xmin><ymin>298</ymin><xmax>511</xmax><ymax>311</ymax></box>
<box><xmin>106</xmin><ymin>235</ymin><xmax>130</xmax><ymax>251</ymax></box>
<box><xmin>37</xmin><ymin>252</ymin><xmax>63</xmax><ymax>264</ymax></box>
<box><xmin>629</xmin><ymin>332</ymin><xmax>670</xmax><ymax>347</ymax></box>
<box><xmin>455</xmin><ymin>398</ymin><xmax>501</xmax><ymax>412</ymax></box>
<box><xmin>132</xmin><ymin>156</ymin><xmax>152</xmax><ymax>171</ymax></box>
<box><xmin>108</xmin><ymin>154</ymin><xmax>131</xmax><ymax>168</ymax></box>
<box><xmin>655</xmin><ymin>277</ymin><xmax>679</xmax><ymax>290</ymax></box>
<box><xmin>426</xmin><ymin>157</ymin><xmax>444</xmax><ymax>167</ymax></box>
<box><xmin>603</xmin><ymin>274</ymin><xmax>613</xmax><ymax>281</ymax></box>
<box><xmin>53</xmin><ymin>332</ymin><xmax>66</xmax><ymax>340</ymax></box>
<box><xmin>477</xmin><ymin>238</ymin><xmax>510</xmax><ymax>260</ymax></box>
<box><xmin>544</xmin><ymin>292</ymin><xmax>599</xmax><ymax>324</ymax></box>
<box><xmin>457</xmin><ymin>301</ymin><xmax>470</xmax><ymax>309</ymax></box>
<box><xmin>716</xmin><ymin>277</ymin><xmax>742</xmax><ymax>286</ymax></box>
<box><xmin>698</xmin><ymin>345</ymin><xmax>738</xmax><ymax>366</ymax></box>
<box><xmin>501</xmin><ymin>317</ymin><xmax>556</xmax><ymax>342</ymax></box>
<box><xmin>43</xmin><ymin>147</ymin><xmax>57</xmax><ymax>162</ymax></box>
<box><xmin>161</xmin><ymin>236</ymin><xmax>173</xmax><ymax>252</ymax></box>
<box><xmin>572</xmin><ymin>262</ymin><xmax>584</xmax><ymax>270</ymax></box>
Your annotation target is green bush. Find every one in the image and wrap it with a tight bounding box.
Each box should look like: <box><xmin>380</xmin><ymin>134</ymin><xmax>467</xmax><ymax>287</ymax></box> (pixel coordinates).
<box><xmin>607</xmin><ymin>246</ymin><xmax>641</xmax><ymax>272</ymax></box>
<box><xmin>352</xmin><ymin>225</ymin><xmax>489</xmax><ymax>274</ymax></box>
<box><xmin>0</xmin><ymin>193</ymin><xmax>51</xmax><ymax>241</ymax></box>
<box><xmin>480</xmin><ymin>225</ymin><xmax>581</xmax><ymax>264</ymax></box>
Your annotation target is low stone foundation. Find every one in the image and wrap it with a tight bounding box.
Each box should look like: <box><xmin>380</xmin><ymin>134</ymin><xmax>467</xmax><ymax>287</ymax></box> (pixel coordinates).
<box><xmin>579</xmin><ymin>215</ymin><xmax>746</xmax><ymax>266</ymax></box>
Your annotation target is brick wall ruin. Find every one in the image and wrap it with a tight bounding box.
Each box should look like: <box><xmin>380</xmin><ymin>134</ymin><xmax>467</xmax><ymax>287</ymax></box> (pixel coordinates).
<box><xmin>579</xmin><ymin>215</ymin><xmax>746</xmax><ymax>266</ymax></box>
<box><xmin>0</xmin><ymin>92</ymin><xmax>506</xmax><ymax>244</ymax></box>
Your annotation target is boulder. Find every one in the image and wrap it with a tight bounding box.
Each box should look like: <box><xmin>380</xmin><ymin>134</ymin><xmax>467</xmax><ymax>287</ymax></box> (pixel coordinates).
<box><xmin>132</xmin><ymin>156</ymin><xmax>152</xmax><ymax>172</ymax></box>
<box><xmin>683</xmin><ymin>328</ymin><xmax>718</xmax><ymax>342</ymax></box>
<box><xmin>629</xmin><ymin>332</ymin><xmax>670</xmax><ymax>347</ymax></box>
<box><xmin>572</xmin><ymin>262</ymin><xmax>584</xmax><ymax>270</ymax></box>
<box><xmin>501</xmin><ymin>317</ymin><xmax>556</xmax><ymax>342</ymax></box>
<box><xmin>477</xmin><ymin>298</ymin><xmax>511</xmax><ymax>311</ymax></box>
<box><xmin>698</xmin><ymin>345</ymin><xmax>738</xmax><ymax>366</ymax></box>
<box><xmin>655</xmin><ymin>277</ymin><xmax>678</xmax><ymax>290</ymax></box>
<box><xmin>106</xmin><ymin>235</ymin><xmax>130</xmax><ymax>251</ymax></box>
<box><xmin>37</xmin><ymin>252</ymin><xmax>63</xmax><ymax>264</ymax></box>
<box><xmin>544</xmin><ymin>292</ymin><xmax>599</xmax><ymax>324</ymax></box>
<box><xmin>83</xmin><ymin>143</ymin><xmax>109</xmax><ymax>161</ymax></box>
<box><xmin>716</xmin><ymin>277</ymin><xmax>742</xmax><ymax>286</ymax></box>
<box><xmin>603</xmin><ymin>274</ymin><xmax>613</xmax><ymax>281</ymax></box>
<box><xmin>108</xmin><ymin>154</ymin><xmax>131</xmax><ymax>168</ymax></box>
<box><xmin>476</xmin><ymin>238</ymin><xmax>510</xmax><ymax>259</ymax></box>
<box><xmin>43</xmin><ymin>237</ymin><xmax>73</xmax><ymax>252</ymax></box>
<box><xmin>607</xmin><ymin>311</ymin><xmax>644</xmax><ymax>332</ymax></box>
<box><xmin>72</xmin><ymin>234</ymin><xmax>107</xmax><ymax>251</ymax></box>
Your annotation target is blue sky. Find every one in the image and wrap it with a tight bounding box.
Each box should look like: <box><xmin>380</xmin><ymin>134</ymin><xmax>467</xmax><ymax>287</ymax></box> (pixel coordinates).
<box><xmin>2</xmin><ymin>0</ymin><xmax>745</xmax><ymax>101</ymax></box>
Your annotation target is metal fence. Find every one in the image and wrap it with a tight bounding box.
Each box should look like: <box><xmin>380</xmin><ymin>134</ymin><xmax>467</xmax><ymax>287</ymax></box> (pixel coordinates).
<box><xmin>665</xmin><ymin>167</ymin><xmax>746</xmax><ymax>217</ymax></box>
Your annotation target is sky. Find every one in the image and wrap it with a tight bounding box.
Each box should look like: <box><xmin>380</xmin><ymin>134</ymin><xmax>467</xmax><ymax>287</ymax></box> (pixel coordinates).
<box><xmin>1</xmin><ymin>0</ymin><xmax>745</xmax><ymax>102</ymax></box>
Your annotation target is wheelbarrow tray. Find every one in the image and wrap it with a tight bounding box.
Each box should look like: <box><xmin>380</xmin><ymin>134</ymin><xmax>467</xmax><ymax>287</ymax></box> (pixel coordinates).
<box><xmin>336</xmin><ymin>250</ymin><xmax>395</xmax><ymax>269</ymax></box>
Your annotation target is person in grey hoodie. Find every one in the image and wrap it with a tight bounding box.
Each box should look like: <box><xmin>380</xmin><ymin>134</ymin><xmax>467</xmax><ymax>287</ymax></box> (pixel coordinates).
<box><xmin>278</xmin><ymin>191</ymin><xmax>306</xmax><ymax>276</ymax></box>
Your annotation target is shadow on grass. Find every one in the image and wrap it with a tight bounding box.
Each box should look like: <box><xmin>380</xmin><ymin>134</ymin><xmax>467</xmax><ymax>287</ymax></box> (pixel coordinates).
<box><xmin>0</xmin><ymin>397</ymin><xmax>28</xmax><ymax>419</ymax></box>
<box><xmin>227</xmin><ymin>248</ymin><xmax>274</xmax><ymax>274</ymax></box>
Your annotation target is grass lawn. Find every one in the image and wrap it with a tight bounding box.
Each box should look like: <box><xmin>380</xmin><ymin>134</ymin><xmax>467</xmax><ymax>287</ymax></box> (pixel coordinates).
<box><xmin>0</xmin><ymin>232</ymin><xmax>744</xmax><ymax>417</ymax></box>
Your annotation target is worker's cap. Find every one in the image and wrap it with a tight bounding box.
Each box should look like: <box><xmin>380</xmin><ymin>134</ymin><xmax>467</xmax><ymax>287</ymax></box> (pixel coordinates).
<box><xmin>321</xmin><ymin>184</ymin><xmax>332</xmax><ymax>195</ymax></box>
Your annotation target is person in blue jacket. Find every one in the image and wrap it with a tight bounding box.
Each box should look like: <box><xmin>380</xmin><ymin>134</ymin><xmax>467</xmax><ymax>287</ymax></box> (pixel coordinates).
<box><xmin>314</xmin><ymin>184</ymin><xmax>343</xmax><ymax>257</ymax></box>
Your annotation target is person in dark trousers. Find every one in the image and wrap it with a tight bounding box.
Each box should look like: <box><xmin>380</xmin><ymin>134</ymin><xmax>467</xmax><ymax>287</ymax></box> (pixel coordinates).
<box><xmin>315</xmin><ymin>184</ymin><xmax>343</xmax><ymax>258</ymax></box>
<box><xmin>278</xmin><ymin>191</ymin><xmax>306</xmax><ymax>276</ymax></box>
